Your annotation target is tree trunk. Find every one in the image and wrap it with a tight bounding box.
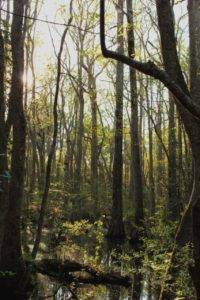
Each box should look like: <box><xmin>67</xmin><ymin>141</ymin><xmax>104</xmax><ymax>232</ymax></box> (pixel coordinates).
<box><xmin>156</xmin><ymin>94</ymin><xmax>164</xmax><ymax>201</ymax></box>
<box><xmin>64</xmin><ymin>132</ymin><xmax>73</xmax><ymax>208</ymax></box>
<box><xmin>147</xmin><ymin>81</ymin><xmax>155</xmax><ymax>216</ymax></box>
<box><xmin>188</xmin><ymin>0</ymin><xmax>200</xmax><ymax>295</ymax></box>
<box><xmin>89</xmin><ymin>74</ymin><xmax>99</xmax><ymax>212</ymax></box>
<box><xmin>190</xmin><ymin>152</ymin><xmax>200</xmax><ymax>297</ymax></box>
<box><xmin>85</xmin><ymin>64</ymin><xmax>99</xmax><ymax>212</ymax></box>
<box><xmin>100</xmin><ymin>0</ymin><xmax>200</xmax><ymax>296</ymax></box>
<box><xmin>72</xmin><ymin>41</ymin><xmax>85</xmax><ymax>219</ymax></box>
<box><xmin>126</xmin><ymin>0</ymin><xmax>144</xmax><ymax>227</ymax></box>
<box><xmin>177</xmin><ymin>116</ymin><xmax>183</xmax><ymax>203</ymax></box>
<box><xmin>156</xmin><ymin>0</ymin><xmax>200</xmax><ymax>295</ymax></box>
<box><xmin>167</xmin><ymin>94</ymin><xmax>178</xmax><ymax>220</ymax></box>
<box><xmin>0</xmin><ymin>7</ymin><xmax>9</xmax><ymax>258</ymax></box>
<box><xmin>107</xmin><ymin>0</ymin><xmax>125</xmax><ymax>239</ymax></box>
<box><xmin>0</xmin><ymin>1</ymin><xmax>27</xmax><ymax>297</ymax></box>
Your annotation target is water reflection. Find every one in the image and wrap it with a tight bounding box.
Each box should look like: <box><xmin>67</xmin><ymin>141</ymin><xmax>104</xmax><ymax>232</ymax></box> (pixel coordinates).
<box><xmin>30</xmin><ymin>278</ymin><xmax>153</xmax><ymax>299</ymax></box>
<box><xmin>30</xmin><ymin>237</ymin><xmax>155</xmax><ymax>299</ymax></box>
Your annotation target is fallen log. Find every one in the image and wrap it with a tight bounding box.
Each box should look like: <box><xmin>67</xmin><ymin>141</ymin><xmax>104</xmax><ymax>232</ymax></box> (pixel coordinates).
<box><xmin>34</xmin><ymin>259</ymin><xmax>131</xmax><ymax>287</ymax></box>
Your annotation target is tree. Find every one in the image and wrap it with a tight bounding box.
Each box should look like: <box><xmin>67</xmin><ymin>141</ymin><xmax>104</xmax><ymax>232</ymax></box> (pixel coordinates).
<box><xmin>0</xmin><ymin>0</ymin><xmax>27</xmax><ymax>297</ymax></box>
<box><xmin>167</xmin><ymin>94</ymin><xmax>178</xmax><ymax>220</ymax></box>
<box><xmin>107</xmin><ymin>0</ymin><xmax>125</xmax><ymax>239</ymax></box>
<box><xmin>72</xmin><ymin>40</ymin><xmax>85</xmax><ymax>218</ymax></box>
<box><xmin>126</xmin><ymin>0</ymin><xmax>144</xmax><ymax>228</ymax></box>
<box><xmin>146</xmin><ymin>79</ymin><xmax>155</xmax><ymax>216</ymax></box>
<box><xmin>31</xmin><ymin>3</ymin><xmax>74</xmax><ymax>258</ymax></box>
<box><xmin>100</xmin><ymin>0</ymin><xmax>200</xmax><ymax>297</ymax></box>
<box><xmin>0</xmin><ymin>0</ymin><xmax>9</xmax><ymax>257</ymax></box>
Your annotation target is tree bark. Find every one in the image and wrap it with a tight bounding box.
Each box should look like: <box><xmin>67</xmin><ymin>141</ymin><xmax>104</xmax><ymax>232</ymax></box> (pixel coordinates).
<box><xmin>84</xmin><ymin>64</ymin><xmax>99</xmax><ymax>212</ymax></box>
<box><xmin>72</xmin><ymin>39</ymin><xmax>85</xmax><ymax>219</ymax></box>
<box><xmin>0</xmin><ymin>1</ymin><xmax>27</xmax><ymax>297</ymax></box>
<box><xmin>107</xmin><ymin>0</ymin><xmax>125</xmax><ymax>239</ymax></box>
<box><xmin>167</xmin><ymin>94</ymin><xmax>178</xmax><ymax>220</ymax></box>
<box><xmin>146</xmin><ymin>81</ymin><xmax>155</xmax><ymax>216</ymax></box>
<box><xmin>89</xmin><ymin>73</ymin><xmax>99</xmax><ymax>212</ymax></box>
<box><xmin>156</xmin><ymin>95</ymin><xmax>164</xmax><ymax>201</ymax></box>
<box><xmin>156</xmin><ymin>0</ymin><xmax>200</xmax><ymax>296</ymax></box>
<box><xmin>126</xmin><ymin>0</ymin><xmax>144</xmax><ymax>227</ymax></box>
<box><xmin>0</xmin><ymin>5</ymin><xmax>9</xmax><ymax>258</ymax></box>
<box><xmin>188</xmin><ymin>0</ymin><xmax>200</xmax><ymax>295</ymax></box>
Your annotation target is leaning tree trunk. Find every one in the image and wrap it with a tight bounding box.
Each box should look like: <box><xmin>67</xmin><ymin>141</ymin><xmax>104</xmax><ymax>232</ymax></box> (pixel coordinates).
<box><xmin>107</xmin><ymin>0</ymin><xmax>125</xmax><ymax>239</ymax></box>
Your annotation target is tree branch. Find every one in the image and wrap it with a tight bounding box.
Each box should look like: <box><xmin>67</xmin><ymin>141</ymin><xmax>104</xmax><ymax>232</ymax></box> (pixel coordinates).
<box><xmin>100</xmin><ymin>0</ymin><xmax>200</xmax><ymax>120</ymax></box>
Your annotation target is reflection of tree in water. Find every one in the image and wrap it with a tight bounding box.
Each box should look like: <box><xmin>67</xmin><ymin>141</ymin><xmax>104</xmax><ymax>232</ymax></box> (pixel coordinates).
<box><xmin>105</xmin><ymin>239</ymin><xmax>124</xmax><ymax>267</ymax></box>
<box><xmin>109</xmin><ymin>285</ymin><xmax>121</xmax><ymax>300</ymax></box>
<box><xmin>30</xmin><ymin>274</ymin><xmax>56</xmax><ymax>299</ymax></box>
<box><xmin>105</xmin><ymin>239</ymin><xmax>143</xmax><ymax>300</ymax></box>
<box><xmin>105</xmin><ymin>240</ymin><xmax>124</xmax><ymax>300</ymax></box>
<box><xmin>132</xmin><ymin>254</ymin><xmax>142</xmax><ymax>300</ymax></box>
<box><xmin>31</xmin><ymin>238</ymin><xmax>145</xmax><ymax>299</ymax></box>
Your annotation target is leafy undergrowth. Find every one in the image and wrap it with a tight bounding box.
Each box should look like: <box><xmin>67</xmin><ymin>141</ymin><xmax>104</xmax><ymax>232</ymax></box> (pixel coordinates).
<box><xmin>141</xmin><ymin>212</ymin><xmax>195</xmax><ymax>298</ymax></box>
<box><xmin>48</xmin><ymin>219</ymin><xmax>105</xmax><ymax>271</ymax></box>
<box><xmin>44</xmin><ymin>213</ymin><xmax>195</xmax><ymax>298</ymax></box>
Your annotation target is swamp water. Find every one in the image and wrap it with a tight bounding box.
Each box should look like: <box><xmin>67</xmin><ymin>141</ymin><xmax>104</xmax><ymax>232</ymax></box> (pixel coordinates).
<box><xmin>28</xmin><ymin>222</ymin><xmax>156</xmax><ymax>299</ymax></box>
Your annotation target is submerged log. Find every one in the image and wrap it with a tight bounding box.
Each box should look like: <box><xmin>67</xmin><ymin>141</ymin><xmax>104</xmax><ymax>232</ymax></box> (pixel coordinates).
<box><xmin>34</xmin><ymin>259</ymin><xmax>131</xmax><ymax>287</ymax></box>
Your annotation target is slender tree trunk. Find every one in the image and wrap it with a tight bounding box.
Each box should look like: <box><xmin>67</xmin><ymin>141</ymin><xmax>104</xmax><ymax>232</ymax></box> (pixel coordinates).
<box><xmin>64</xmin><ymin>132</ymin><xmax>73</xmax><ymax>206</ymax></box>
<box><xmin>36</xmin><ymin>133</ymin><xmax>46</xmax><ymax>193</ymax></box>
<box><xmin>89</xmin><ymin>74</ymin><xmax>99</xmax><ymax>212</ymax></box>
<box><xmin>31</xmin><ymin>14</ymin><xmax>73</xmax><ymax>257</ymax></box>
<box><xmin>84</xmin><ymin>62</ymin><xmax>99</xmax><ymax>212</ymax></box>
<box><xmin>72</xmin><ymin>41</ymin><xmax>85</xmax><ymax>219</ymax></box>
<box><xmin>126</xmin><ymin>0</ymin><xmax>144</xmax><ymax>229</ymax></box>
<box><xmin>27</xmin><ymin>31</ymin><xmax>37</xmax><ymax>196</ymax></box>
<box><xmin>147</xmin><ymin>82</ymin><xmax>155</xmax><ymax>216</ymax></box>
<box><xmin>107</xmin><ymin>0</ymin><xmax>125</xmax><ymax>239</ymax></box>
<box><xmin>177</xmin><ymin>116</ymin><xmax>183</xmax><ymax>203</ymax></box>
<box><xmin>167</xmin><ymin>94</ymin><xmax>178</xmax><ymax>220</ymax></box>
<box><xmin>29</xmin><ymin>136</ymin><xmax>37</xmax><ymax>195</ymax></box>
<box><xmin>156</xmin><ymin>99</ymin><xmax>164</xmax><ymax>202</ymax></box>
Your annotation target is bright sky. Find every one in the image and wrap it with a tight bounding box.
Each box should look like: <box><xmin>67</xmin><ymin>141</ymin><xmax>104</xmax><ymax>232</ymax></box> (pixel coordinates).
<box><xmin>34</xmin><ymin>0</ymin><xmax>69</xmax><ymax>75</ymax></box>
<box><xmin>34</xmin><ymin>0</ymin><xmax>188</xmax><ymax>75</ymax></box>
